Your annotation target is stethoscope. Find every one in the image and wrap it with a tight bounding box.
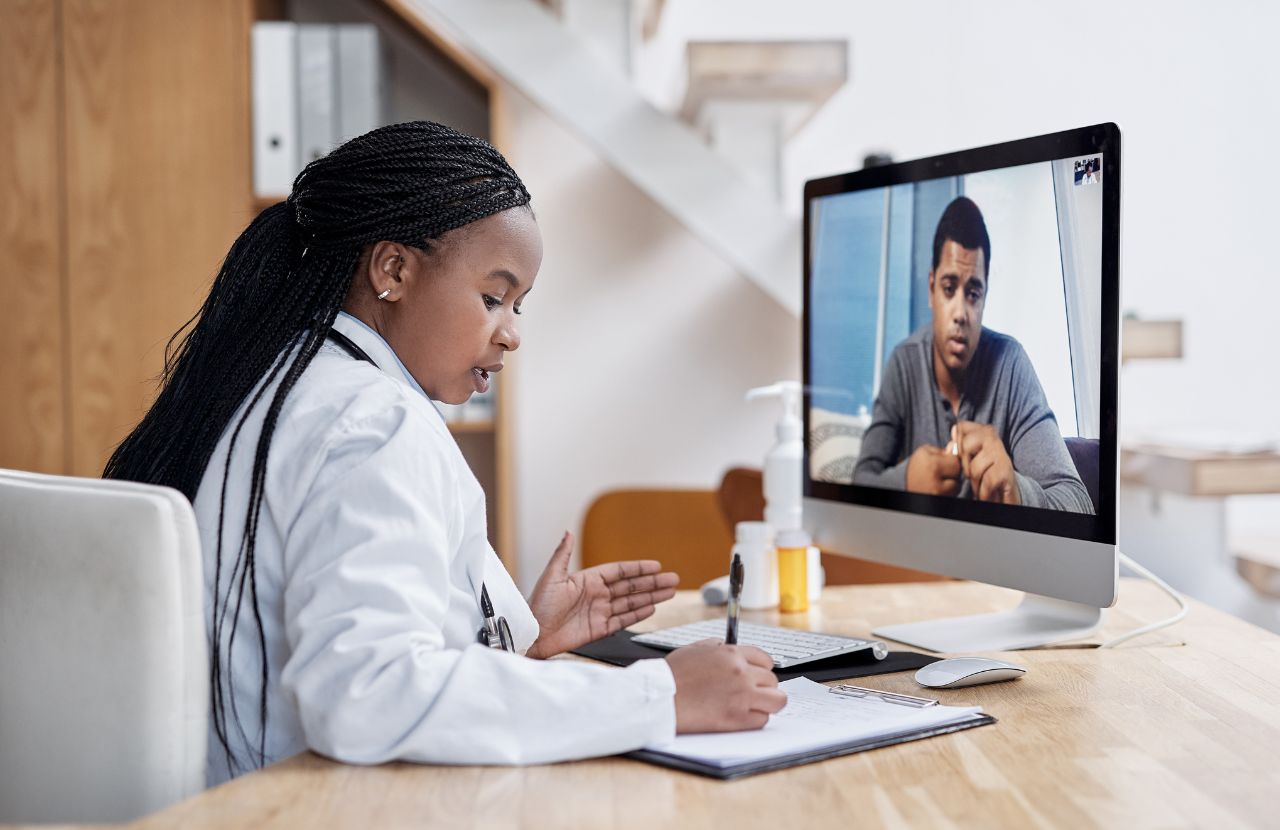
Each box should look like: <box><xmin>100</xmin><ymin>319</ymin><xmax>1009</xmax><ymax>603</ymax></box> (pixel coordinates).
<box><xmin>325</xmin><ymin>327</ymin><xmax>515</xmax><ymax>653</ymax></box>
<box><xmin>326</xmin><ymin>328</ymin><xmax>379</xmax><ymax>367</ymax></box>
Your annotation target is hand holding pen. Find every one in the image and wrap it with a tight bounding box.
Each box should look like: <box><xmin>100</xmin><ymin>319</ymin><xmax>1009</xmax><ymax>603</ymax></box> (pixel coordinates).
<box><xmin>662</xmin><ymin>551</ymin><xmax>786</xmax><ymax>732</ymax></box>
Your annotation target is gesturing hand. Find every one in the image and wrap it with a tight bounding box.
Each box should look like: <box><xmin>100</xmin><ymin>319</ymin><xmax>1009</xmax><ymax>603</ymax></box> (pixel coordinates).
<box><xmin>905</xmin><ymin>443</ymin><xmax>963</xmax><ymax>496</ymax></box>
<box><xmin>954</xmin><ymin>421</ymin><xmax>1021</xmax><ymax>505</ymax></box>
<box><xmin>525</xmin><ymin>531</ymin><xmax>679</xmax><ymax>659</ymax></box>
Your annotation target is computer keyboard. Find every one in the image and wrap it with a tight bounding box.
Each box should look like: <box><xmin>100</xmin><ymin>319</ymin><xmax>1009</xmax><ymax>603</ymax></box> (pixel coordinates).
<box><xmin>632</xmin><ymin>619</ymin><xmax>889</xmax><ymax>669</ymax></box>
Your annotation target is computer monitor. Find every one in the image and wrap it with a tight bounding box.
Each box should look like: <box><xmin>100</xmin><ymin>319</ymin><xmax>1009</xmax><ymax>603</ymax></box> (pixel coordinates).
<box><xmin>803</xmin><ymin>123</ymin><xmax>1120</xmax><ymax>652</ymax></box>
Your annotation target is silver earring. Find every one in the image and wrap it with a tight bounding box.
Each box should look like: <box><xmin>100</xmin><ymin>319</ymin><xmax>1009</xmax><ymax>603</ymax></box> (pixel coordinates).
<box><xmin>376</xmin><ymin>288</ymin><xmax>392</xmax><ymax>301</ymax></box>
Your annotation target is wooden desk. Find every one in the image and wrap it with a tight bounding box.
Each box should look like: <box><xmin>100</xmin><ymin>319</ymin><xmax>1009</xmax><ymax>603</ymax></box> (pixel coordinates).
<box><xmin>47</xmin><ymin>580</ymin><xmax>1280</xmax><ymax>830</ymax></box>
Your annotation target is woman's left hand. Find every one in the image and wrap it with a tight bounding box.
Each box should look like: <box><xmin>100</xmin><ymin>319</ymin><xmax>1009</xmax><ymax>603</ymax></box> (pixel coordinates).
<box><xmin>525</xmin><ymin>531</ymin><xmax>679</xmax><ymax>659</ymax></box>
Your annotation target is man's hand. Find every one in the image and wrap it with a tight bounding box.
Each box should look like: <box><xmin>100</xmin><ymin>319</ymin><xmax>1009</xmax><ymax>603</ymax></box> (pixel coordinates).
<box><xmin>525</xmin><ymin>531</ymin><xmax>679</xmax><ymax>659</ymax></box>
<box><xmin>954</xmin><ymin>421</ymin><xmax>1021</xmax><ymax>505</ymax></box>
<box><xmin>666</xmin><ymin>640</ymin><xmax>787</xmax><ymax>733</ymax></box>
<box><xmin>905</xmin><ymin>444</ymin><xmax>963</xmax><ymax>496</ymax></box>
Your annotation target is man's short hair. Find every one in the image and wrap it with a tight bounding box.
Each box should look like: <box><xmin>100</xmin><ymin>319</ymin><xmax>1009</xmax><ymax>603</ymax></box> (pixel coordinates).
<box><xmin>931</xmin><ymin>196</ymin><xmax>991</xmax><ymax>279</ymax></box>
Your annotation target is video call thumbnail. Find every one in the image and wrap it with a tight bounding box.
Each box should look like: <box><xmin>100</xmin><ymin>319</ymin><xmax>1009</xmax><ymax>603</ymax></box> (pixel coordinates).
<box><xmin>1074</xmin><ymin>156</ymin><xmax>1102</xmax><ymax>186</ymax></box>
<box><xmin>808</xmin><ymin>156</ymin><xmax>1104</xmax><ymax>515</ymax></box>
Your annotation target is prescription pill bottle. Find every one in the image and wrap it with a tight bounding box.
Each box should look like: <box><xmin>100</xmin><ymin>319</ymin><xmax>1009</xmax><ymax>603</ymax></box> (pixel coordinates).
<box><xmin>733</xmin><ymin>521</ymin><xmax>778</xmax><ymax>609</ymax></box>
<box><xmin>775</xmin><ymin>528</ymin><xmax>810</xmax><ymax>613</ymax></box>
<box><xmin>807</xmin><ymin>545</ymin><xmax>824</xmax><ymax>603</ymax></box>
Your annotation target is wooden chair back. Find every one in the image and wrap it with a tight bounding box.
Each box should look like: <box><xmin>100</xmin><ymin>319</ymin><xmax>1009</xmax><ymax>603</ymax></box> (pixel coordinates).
<box><xmin>580</xmin><ymin>489</ymin><xmax>734</xmax><ymax>590</ymax></box>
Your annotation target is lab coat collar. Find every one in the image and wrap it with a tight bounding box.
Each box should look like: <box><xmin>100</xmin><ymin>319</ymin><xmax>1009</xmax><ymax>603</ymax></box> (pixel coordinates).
<box><xmin>331</xmin><ymin>311</ymin><xmax>433</xmax><ymax>404</ymax></box>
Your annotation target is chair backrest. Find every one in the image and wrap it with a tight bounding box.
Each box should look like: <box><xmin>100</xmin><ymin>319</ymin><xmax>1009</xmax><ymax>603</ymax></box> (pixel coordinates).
<box><xmin>580</xmin><ymin>489</ymin><xmax>734</xmax><ymax>590</ymax></box>
<box><xmin>1064</xmin><ymin>437</ymin><xmax>1101</xmax><ymax>514</ymax></box>
<box><xmin>0</xmin><ymin>469</ymin><xmax>207</xmax><ymax>823</ymax></box>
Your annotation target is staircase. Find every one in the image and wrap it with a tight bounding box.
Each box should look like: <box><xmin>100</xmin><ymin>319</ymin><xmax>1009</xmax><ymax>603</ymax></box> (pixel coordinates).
<box><xmin>382</xmin><ymin>0</ymin><xmax>847</xmax><ymax>317</ymax></box>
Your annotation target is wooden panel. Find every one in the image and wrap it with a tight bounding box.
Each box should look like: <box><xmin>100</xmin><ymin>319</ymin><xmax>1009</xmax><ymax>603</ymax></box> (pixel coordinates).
<box><xmin>489</xmin><ymin>83</ymin><xmax>516</xmax><ymax>579</ymax></box>
<box><xmin>0</xmin><ymin>0</ymin><xmax>68</xmax><ymax>473</ymax></box>
<box><xmin>451</xmin><ymin>429</ymin><xmax>499</xmax><ymax>550</ymax></box>
<box><xmin>61</xmin><ymin>0</ymin><xmax>255</xmax><ymax>475</ymax></box>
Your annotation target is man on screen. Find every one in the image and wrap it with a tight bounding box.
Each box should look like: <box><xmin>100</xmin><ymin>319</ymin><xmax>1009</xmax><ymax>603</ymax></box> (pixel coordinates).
<box><xmin>852</xmin><ymin>196</ymin><xmax>1093</xmax><ymax>514</ymax></box>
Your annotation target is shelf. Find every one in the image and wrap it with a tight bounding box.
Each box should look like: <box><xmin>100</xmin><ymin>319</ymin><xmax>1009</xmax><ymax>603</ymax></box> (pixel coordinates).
<box><xmin>252</xmin><ymin>194</ymin><xmax>287</xmax><ymax>212</ymax></box>
<box><xmin>1122</xmin><ymin>319</ymin><xmax>1182</xmax><ymax>361</ymax></box>
<box><xmin>446</xmin><ymin>419</ymin><xmax>495</xmax><ymax>434</ymax></box>
<box><xmin>1121</xmin><ymin>444</ymin><xmax>1280</xmax><ymax>497</ymax></box>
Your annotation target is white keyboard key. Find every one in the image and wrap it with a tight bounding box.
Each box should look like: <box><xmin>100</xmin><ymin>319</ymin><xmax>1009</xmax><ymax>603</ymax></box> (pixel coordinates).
<box><xmin>632</xmin><ymin>619</ymin><xmax>888</xmax><ymax>668</ymax></box>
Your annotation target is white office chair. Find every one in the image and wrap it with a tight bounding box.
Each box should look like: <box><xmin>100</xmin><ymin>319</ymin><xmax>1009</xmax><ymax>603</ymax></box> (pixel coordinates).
<box><xmin>0</xmin><ymin>468</ymin><xmax>207</xmax><ymax>823</ymax></box>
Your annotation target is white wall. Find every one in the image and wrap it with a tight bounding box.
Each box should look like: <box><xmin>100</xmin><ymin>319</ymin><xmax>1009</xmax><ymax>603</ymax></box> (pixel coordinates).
<box><xmin>501</xmin><ymin>0</ymin><xmax>1280</xmax><ymax>589</ymax></box>
<box><xmin>644</xmin><ymin>0</ymin><xmax>1280</xmax><ymax>543</ymax></box>
<box><xmin>500</xmin><ymin>89</ymin><xmax>797</xmax><ymax>589</ymax></box>
<box><xmin>965</xmin><ymin>162</ymin><xmax>1078</xmax><ymax>438</ymax></box>
<box><xmin>638</xmin><ymin>0</ymin><xmax>1280</xmax><ymax>430</ymax></box>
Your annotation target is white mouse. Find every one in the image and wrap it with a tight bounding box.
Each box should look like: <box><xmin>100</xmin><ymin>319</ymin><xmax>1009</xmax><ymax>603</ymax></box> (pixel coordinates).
<box><xmin>914</xmin><ymin>657</ymin><xmax>1027</xmax><ymax>689</ymax></box>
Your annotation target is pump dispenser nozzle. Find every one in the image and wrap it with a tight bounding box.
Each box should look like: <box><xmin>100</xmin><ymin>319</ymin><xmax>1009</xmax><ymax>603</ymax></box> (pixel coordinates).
<box><xmin>746</xmin><ymin>381</ymin><xmax>802</xmax><ymax>442</ymax></box>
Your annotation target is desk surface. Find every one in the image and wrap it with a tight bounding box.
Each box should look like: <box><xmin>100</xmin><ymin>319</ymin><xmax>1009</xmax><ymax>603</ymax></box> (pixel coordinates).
<box><xmin>51</xmin><ymin>579</ymin><xmax>1280</xmax><ymax>830</ymax></box>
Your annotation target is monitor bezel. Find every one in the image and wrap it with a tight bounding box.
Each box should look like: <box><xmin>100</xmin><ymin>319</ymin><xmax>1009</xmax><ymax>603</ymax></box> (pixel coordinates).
<box><xmin>803</xmin><ymin>122</ymin><xmax>1120</xmax><ymax>546</ymax></box>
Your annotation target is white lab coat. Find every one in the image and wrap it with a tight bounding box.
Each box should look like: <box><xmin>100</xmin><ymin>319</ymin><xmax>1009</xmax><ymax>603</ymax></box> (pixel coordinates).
<box><xmin>193</xmin><ymin>312</ymin><xmax>675</xmax><ymax>786</ymax></box>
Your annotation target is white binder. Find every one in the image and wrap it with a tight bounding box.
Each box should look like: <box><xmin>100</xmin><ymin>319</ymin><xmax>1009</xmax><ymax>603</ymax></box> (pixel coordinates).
<box><xmin>336</xmin><ymin>25</ymin><xmax>383</xmax><ymax>143</ymax></box>
<box><xmin>251</xmin><ymin>22</ymin><xmax>299</xmax><ymax>198</ymax></box>
<box><xmin>297</xmin><ymin>25</ymin><xmax>337</xmax><ymax>167</ymax></box>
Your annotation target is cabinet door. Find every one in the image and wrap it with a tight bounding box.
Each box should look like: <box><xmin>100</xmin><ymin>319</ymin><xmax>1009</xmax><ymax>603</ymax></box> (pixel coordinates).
<box><xmin>61</xmin><ymin>0</ymin><xmax>253</xmax><ymax>475</ymax></box>
<box><xmin>0</xmin><ymin>0</ymin><xmax>67</xmax><ymax>473</ymax></box>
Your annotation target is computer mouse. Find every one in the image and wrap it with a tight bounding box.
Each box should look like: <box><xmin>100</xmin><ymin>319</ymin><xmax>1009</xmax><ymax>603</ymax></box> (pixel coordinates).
<box><xmin>914</xmin><ymin>657</ymin><xmax>1027</xmax><ymax>689</ymax></box>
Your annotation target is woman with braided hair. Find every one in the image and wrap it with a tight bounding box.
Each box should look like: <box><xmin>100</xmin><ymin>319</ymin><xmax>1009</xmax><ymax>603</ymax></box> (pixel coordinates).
<box><xmin>105</xmin><ymin>121</ymin><xmax>784</xmax><ymax>784</ymax></box>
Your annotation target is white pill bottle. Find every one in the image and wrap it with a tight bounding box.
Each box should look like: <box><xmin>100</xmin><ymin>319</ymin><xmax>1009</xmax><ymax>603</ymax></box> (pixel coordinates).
<box><xmin>732</xmin><ymin>521</ymin><xmax>778</xmax><ymax>609</ymax></box>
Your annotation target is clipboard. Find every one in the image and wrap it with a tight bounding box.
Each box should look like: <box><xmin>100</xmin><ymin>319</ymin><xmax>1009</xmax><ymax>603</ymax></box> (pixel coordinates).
<box><xmin>629</xmin><ymin>715</ymin><xmax>995</xmax><ymax>780</ymax></box>
<box><xmin>625</xmin><ymin>677</ymin><xmax>996</xmax><ymax>780</ymax></box>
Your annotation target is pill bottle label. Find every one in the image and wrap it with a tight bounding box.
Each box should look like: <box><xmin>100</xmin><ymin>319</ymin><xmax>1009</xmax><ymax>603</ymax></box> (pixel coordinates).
<box><xmin>777</xmin><ymin>545</ymin><xmax>808</xmax><ymax>613</ymax></box>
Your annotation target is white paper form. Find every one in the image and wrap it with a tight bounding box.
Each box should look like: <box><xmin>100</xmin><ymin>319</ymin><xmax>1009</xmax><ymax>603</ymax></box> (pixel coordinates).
<box><xmin>643</xmin><ymin>677</ymin><xmax>983</xmax><ymax>768</ymax></box>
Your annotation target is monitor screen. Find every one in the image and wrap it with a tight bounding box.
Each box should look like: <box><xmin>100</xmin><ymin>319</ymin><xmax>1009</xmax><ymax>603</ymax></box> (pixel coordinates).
<box><xmin>804</xmin><ymin>124</ymin><xmax>1118</xmax><ymax>547</ymax></box>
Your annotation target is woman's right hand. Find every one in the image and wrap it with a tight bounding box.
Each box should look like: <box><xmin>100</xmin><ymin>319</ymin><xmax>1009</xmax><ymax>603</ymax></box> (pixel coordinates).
<box><xmin>664</xmin><ymin>640</ymin><xmax>787</xmax><ymax>733</ymax></box>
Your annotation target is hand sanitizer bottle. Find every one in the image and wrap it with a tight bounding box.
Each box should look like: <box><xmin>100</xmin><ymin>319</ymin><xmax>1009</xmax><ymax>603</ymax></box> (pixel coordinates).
<box><xmin>746</xmin><ymin>381</ymin><xmax>803</xmax><ymax>533</ymax></box>
<box><xmin>748</xmin><ymin>381</ymin><xmax>824</xmax><ymax>602</ymax></box>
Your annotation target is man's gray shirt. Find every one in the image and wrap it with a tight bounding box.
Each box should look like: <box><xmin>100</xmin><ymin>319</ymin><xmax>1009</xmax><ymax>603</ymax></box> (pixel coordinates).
<box><xmin>852</xmin><ymin>325</ymin><xmax>1094</xmax><ymax>514</ymax></box>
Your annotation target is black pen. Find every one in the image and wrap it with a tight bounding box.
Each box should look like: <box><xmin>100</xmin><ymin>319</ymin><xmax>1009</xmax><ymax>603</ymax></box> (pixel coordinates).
<box><xmin>479</xmin><ymin>584</ymin><xmax>499</xmax><ymax>641</ymax></box>
<box><xmin>725</xmin><ymin>553</ymin><xmax>743</xmax><ymax>645</ymax></box>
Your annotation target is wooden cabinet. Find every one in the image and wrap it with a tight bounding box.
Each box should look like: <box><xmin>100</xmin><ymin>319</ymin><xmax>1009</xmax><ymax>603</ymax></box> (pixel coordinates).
<box><xmin>1</xmin><ymin>0</ymin><xmax>66</xmax><ymax>474</ymax></box>
<box><xmin>0</xmin><ymin>0</ymin><xmax>516</xmax><ymax>575</ymax></box>
<box><xmin>1</xmin><ymin>0</ymin><xmax>252</xmax><ymax>477</ymax></box>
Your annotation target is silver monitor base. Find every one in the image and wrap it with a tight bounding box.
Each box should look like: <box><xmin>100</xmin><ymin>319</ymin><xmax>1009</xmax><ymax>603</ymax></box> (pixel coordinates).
<box><xmin>872</xmin><ymin>592</ymin><xmax>1102</xmax><ymax>653</ymax></box>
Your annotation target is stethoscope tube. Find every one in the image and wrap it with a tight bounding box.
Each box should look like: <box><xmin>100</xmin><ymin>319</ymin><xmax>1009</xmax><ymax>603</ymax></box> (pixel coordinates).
<box><xmin>326</xmin><ymin>328</ymin><xmax>379</xmax><ymax>367</ymax></box>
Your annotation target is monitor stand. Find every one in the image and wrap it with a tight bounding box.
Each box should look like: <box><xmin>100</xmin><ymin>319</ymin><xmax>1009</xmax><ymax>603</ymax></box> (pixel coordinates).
<box><xmin>872</xmin><ymin>592</ymin><xmax>1102</xmax><ymax>653</ymax></box>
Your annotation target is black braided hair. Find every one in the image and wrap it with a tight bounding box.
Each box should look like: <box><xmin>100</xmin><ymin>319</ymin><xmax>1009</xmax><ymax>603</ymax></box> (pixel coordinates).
<box><xmin>103</xmin><ymin>121</ymin><xmax>531</xmax><ymax>777</ymax></box>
